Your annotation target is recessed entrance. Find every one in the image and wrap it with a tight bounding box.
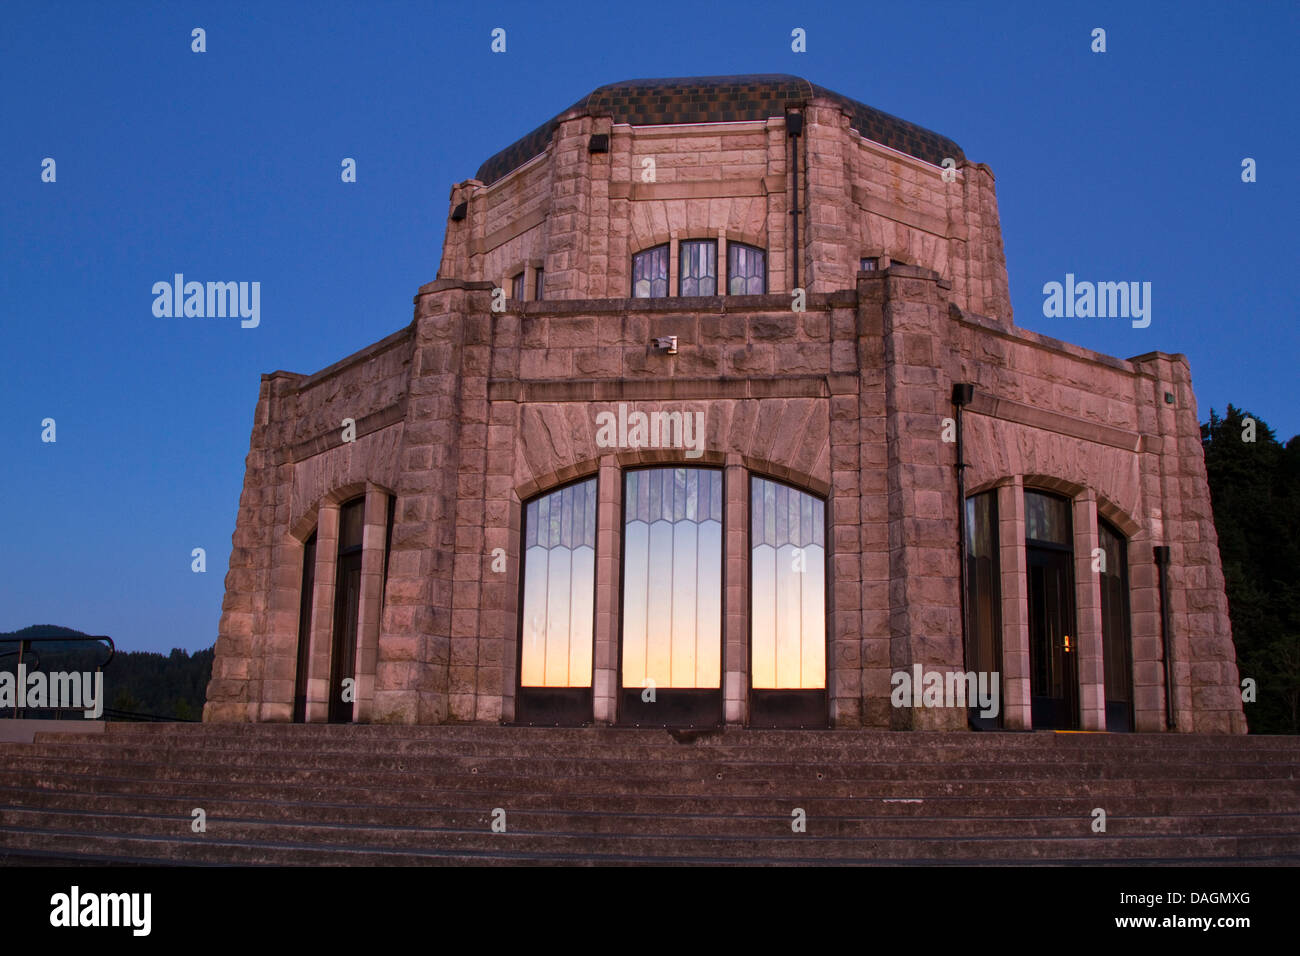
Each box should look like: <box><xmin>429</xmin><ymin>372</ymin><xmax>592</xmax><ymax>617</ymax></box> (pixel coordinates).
<box><xmin>1025</xmin><ymin>491</ymin><xmax>1078</xmax><ymax>730</ymax></box>
<box><xmin>328</xmin><ymin>499</ymin><xmax>365</xmax><ymax>723</ymax></box>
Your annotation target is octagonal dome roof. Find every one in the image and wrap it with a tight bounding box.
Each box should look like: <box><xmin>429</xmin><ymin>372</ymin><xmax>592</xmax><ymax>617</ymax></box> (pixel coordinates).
<box><xmin>474</xmin><ymin>74</ymin><xmax>965</xmax><ymax>185</ymax></box>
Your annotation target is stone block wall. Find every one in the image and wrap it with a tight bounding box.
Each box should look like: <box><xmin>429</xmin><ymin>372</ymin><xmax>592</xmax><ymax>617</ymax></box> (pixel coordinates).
<box><xmin>437</xmin><ymin>99</ymin><xmax>1011</xmax><ymax>322</ymax></box>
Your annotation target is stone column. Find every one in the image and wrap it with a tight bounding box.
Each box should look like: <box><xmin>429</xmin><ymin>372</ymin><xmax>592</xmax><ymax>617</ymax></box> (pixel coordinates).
<box><xmin>998</xmin><ymin>478</ymin><xmax>1031</xmax><ymax>729</ymax></box>
<box><xmin>880</xmin><ymin>268</ymin><xmax>963</xmax><ymax>730</ymax></box>
<box><xmin>724</xmin><ymin>454</ymin><xmax>748</xmax><ymax>725</ymax></box>
<box><xmin>856</xmin><ymin>272</ymin><xmax>890</xmax><ymax>728</ymax></box>
<box><xmin>1073</xmin><ymin>491</ymin><xmax>1106</xmax><ymax>730</ymax></box>
<box><xmin>307</xmin><ymin>501</ymin><xmax>339</xmax><ymax>722</ymax></box>
<box><xmin>765</xmin><ymin>117</ymin><xmax>789</xmax><ymax>295</ymax></box>
<box><xmin>828</xmin><ymin>374</ymin><xmax>864</xmax><ymax>728</ymax></box>
<box><xmin>717</xmin><ymin>230</ymin><xmax>728</xmax><ymax>297</ymax></box>
<box><xmin>592</xmin><ymin>455</ymin><xmax>621</xmax><ymax>724</ymax></box>
<box><xmin>260</xmin><ymin>529</ymin><xmax>303</xmax><ymax>722</ymax></box>
<box><xmin>668</xmin><ymin>232</ymin><xmax>679</xmax><ymax>296</ymax></box>
<box><xmin>353</xmin><ymin>484</ymin><xmax>389</xmax><ymax>722</ymax></box>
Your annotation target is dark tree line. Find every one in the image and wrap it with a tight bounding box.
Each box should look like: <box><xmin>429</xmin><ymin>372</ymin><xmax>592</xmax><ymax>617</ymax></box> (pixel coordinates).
<box><xmin>1202</xmin><ymin>406</ymin><xmax>1300</xmax><ymax>734</ymax></box>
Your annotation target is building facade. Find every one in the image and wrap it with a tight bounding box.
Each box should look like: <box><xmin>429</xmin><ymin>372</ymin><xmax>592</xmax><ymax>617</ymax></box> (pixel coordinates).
<box><xmin>204</xmin><ymin>75</ymin><xmax>1246</xmax><ymax>734</ymax></box>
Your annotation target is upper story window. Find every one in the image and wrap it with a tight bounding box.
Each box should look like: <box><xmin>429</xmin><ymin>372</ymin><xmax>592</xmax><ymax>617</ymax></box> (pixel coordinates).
<box><xmin>511</xmin><ymin>272</ymin><xmax>525</xmax><ymax>301</ymax></box>
<box><xmin>632</xmin><ymin>244</ymin><xmax>669</xmax><ymax>298</ymax></box>
<box><xmin>534</xmin><ymin>268</ymin><xmax>544</xmax><ymax>302</ymax></box>
<box><xmin>679</xmin><ymin>239</ymin><xmax>717</xmax><ymax>296</ymax></box>
<box><xmin>728</xmin><ymin>243</ymin><xmax>766</xmax><ymax>294</ymax></box>
<box><xmin>859</xmin><ymin>257</ymin><xmax>879</xmax><ymax>271</ymax></box>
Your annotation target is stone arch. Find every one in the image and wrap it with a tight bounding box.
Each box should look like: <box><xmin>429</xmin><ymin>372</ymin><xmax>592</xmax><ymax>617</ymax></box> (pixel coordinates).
<box><xmin>290</xmin><ymin>478</ymin><xmax>395</xmax><ymax>541</ymax></box>
<box><xmin>742</xmin><ymin>455</ymin><xmax>830</xmax><ymax>499</ymax></box>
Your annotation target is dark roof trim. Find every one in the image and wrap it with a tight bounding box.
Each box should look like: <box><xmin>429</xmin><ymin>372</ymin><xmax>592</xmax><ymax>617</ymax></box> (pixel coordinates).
<box><xmin>473</xmin><ymin>74</ymin><xmax>964</xmax><ymax>185</ymax></box>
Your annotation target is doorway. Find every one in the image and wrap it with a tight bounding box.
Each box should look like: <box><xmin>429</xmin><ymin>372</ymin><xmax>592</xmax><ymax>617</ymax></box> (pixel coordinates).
<box><xmin>1024</xmin><ymin>490</ymin><xmax>1077</xmax><ymax>730</ymax></box>
<box><xmin>327</xmin><ymin>499</ymin><xmax>365</xmax><ymax>723</ymax></box>
<box><xmin>1027</xmin><ymin>546</ymin><xmax>1078</xmax><ymax>729</ymax></box>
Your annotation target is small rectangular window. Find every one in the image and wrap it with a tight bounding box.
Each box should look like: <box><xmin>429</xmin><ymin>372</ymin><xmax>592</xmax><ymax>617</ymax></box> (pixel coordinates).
<box><xmin>534</xmin><ymin>268</ymin><xmax>544</xmax><ymax>301</ymax></box>
<box><xmin>859</xmin><ymin>257</ymin><xmax>878</xmax><ymax>271</ymax></box>
<box><xmin>511</xmin><ymin>272</ymin><xmax>525</xmax><ymax>301</ymax></box>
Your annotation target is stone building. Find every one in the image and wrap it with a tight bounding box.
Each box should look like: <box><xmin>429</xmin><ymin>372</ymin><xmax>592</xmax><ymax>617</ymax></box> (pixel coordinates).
<box><xmin>204</xmin><ymin>75</ymin><xmax>1246</xmax><ymax>734</ymax></box>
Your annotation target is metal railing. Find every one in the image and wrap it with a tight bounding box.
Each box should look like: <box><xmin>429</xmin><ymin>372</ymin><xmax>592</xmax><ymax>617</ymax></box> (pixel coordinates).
<box><xmin>0</xmin><ymin>634</ymin><xmax>115</xmax><ymax>720</ymax></box>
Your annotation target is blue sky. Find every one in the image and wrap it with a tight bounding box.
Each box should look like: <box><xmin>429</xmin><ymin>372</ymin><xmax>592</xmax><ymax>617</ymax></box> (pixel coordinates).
<box><xmin>2</xmin><ymin>1</ymin><xmax>1296</xmax><ymax>653</ymax></box>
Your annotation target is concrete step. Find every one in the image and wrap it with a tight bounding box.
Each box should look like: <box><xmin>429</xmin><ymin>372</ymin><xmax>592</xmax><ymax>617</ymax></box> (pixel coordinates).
<box><xmin>3</xmin><ymin>724</ymin><xmax>1297</xmax><ymax>865</ymax></box>
<box><xmin>5</xmin><ymin>775</ymin><xmax>1294</xmax><ymax>816</ymax></box>
<box><xmin>3</xmin><ymin>814</ymin><xmax>1298</xmax><ymax>865</ymax></box>
<box><xmin>27</xmin><ymin>733</ymin><xmax>1300</xmax><ymax>766</ymax></box>
<box><xmin>4</xmin><ymin>791</ymin><xmax>1298</xmax><ymax>838</ymax></box>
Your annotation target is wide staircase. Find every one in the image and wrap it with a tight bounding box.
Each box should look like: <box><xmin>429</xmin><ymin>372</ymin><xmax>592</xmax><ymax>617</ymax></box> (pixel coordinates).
<box><xmin>1</xmin><ymin>723</ymin><xmax>1298</xmax><ymax>865</ymax></box>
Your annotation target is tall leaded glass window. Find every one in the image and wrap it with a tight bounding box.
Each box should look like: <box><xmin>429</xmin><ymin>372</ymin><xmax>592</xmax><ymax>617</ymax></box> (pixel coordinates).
<box><xmin>728</xmin><ymin>243</ymin><xmax>766</xmax><ymax>294</ymax></box>
<box><xmin>632</xmin><ymin>245</ymin><xmax>669</xmax><ymax>298</ymax></box>
<box><xmin>520</xmin><ymin>479</ymin><xmax>597</xmax><ymax>688</ymax></box>
<box><xmin>622</xmin><ymin>468</ymin><xmax>723</xmax><ymax>690</ymax></box>
<box><xmin>1099</xmin><ymin>519</ymin><xmax>1133</xmax><ymax>732</ymax></box>
<box><xmin>679</xmin><ymin>239</ymin><xmax>717</xmax><ymax>296</ymax></box>
<box><xmin>750</xmin><ymin>477</ymin><xmax>826</xmax><ymax>689</ymax></box>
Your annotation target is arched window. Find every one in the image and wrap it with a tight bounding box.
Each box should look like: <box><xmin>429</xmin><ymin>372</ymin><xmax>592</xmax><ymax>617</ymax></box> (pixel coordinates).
<box><xmin>632</xmin><ymin>244</ymin><xmax>669</xmax><ymax>298</ymax></box>
<box><xmin>517</xmin><ymin>478</ymin><xmax>598</xmax><ymax>724</ymax></box>
<box><xmin>728</xmin><ymin>243</ymin><xmax>767</xmax><ymax>294</ymax></box>
<box><xmin>750</xmin><ymin>476</ymin><xmax>824</xmax><ymax>689</ymax></box>
<box><xmin>1099</xmin><ymin>519</ymin><xmax>1133</xmax><ymax>732</ymax></box>
<box><xmin>749</xmin><ymin>476</ymin><xmax>826</xmax><ymax>727</ymax></box>
<box><xmin>679</xmin><ymin>239</ymin><xmax>717</xmax><ymax>296</ymax></box>
<box><xmin>621</xmin><ymin>467</ymin><xmax>723</xmax><ymax>725</ymax></box>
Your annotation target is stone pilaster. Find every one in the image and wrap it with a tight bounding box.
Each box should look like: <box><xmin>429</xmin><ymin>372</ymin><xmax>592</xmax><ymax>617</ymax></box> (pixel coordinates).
<box><xmin>998</xmin><ymin>477</ymin><xmax>1031</xmax><ymax>729</ymax></box>
<box><xmin>1073</xmin><ymin>491</ymin><xmax>1106</xmax><ymax>730</ymax></box>
<box><xmin>307</xmin><ymin>501</ymin><xmax>339</xmax><ymax>722</ymax></box>
<box><xmin>881</xmin><ymin>267</ymin><xmax>963</xmax><ymax>729</ymax></box>
<box><xmin>723</xmin><ymin>454</ymin><xmax>748</xmax><ymax>725</ymax></box>
<box><xmin>353</xmin><ymin>485</ymin><xmax>389</xmax><ymax>723</ymax></box>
